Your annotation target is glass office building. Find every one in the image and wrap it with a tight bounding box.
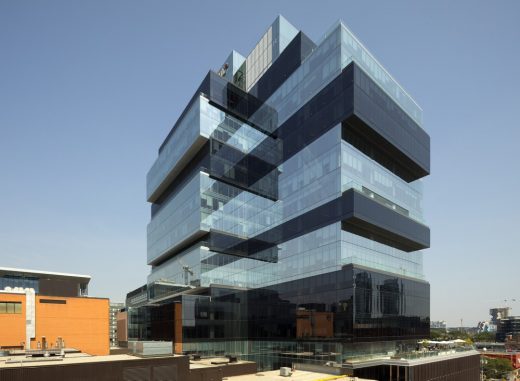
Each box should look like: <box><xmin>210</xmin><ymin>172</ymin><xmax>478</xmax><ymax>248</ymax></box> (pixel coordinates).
<box><xmin>130</xmin><ymin>15</ymin><xmax>436</xmax><ymax>371</ymax></box>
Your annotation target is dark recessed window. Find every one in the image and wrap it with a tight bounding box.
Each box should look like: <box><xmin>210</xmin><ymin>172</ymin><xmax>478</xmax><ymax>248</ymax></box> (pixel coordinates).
<box><xmin>39</xmin><ymin>299</ymin><xmax>67</xmax><ymax>304</ymax></box>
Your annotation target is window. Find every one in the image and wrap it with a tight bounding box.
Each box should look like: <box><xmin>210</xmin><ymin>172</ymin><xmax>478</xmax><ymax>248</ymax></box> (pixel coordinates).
<box><xmin>39</xmin><ymin>299</ymin><xmax>66</xmax><ymax>304</ymax></box>
<box><xmin>0</xmin><ymin>301</ymin><xmax>22</xmax><ymax>314</ymax></box>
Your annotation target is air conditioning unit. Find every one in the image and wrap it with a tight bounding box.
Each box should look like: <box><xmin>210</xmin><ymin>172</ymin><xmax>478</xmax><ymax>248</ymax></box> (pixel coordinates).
<box><xmin>279</xmin><ymin>367</ymin><xmax>292</xmax><ymax>377</ymax></box>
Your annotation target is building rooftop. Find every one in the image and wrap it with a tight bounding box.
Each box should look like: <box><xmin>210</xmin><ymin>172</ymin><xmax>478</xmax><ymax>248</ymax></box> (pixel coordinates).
<box><xmin>226</xmin><ymin>370</ymin><xmax>374</xmax><ymax>381</ymax></box>
<box><xmin>0</xmin><ymin>353</ymin><xmax>259</xmax><ymax>369</ymax></box>
<box><xmin>0</xmin><ymin>353</ymin><xmax>185</xmax><ymax>368</ymax></box>
<box><xmin>344</xmin><ymin>348</ymin><xmax>480</xmax><ymax>369</ymax></box>
<box><xmin>0</xmin><ymin>353</ymin><xmax>128</xmax><ymax>368</ymax></box>
<box><xmin>188</xmin><ymin>357</ymin><xmax>253</xmax><ymax>369</ymax></box>
<box><xmin>0</xmin><ymin>267</ymin><xmax>91</xmax><ymax>282</ymax></box>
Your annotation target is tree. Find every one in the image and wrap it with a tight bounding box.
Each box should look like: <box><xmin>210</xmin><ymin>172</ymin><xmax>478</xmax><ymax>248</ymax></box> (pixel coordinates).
<box><xmin>473</xmin><ymin>331</ymin><xmax>496</xmax><ymax>342</ymax></box>
<box><xmin>430</xmin><ymin>328</ymin><xmax>445</xmax><ymax>340</ymax></box>
<box><xmin>482</xmin><ymin>357</ymin><xmax>514</xmax><ymax>379</ymax></box>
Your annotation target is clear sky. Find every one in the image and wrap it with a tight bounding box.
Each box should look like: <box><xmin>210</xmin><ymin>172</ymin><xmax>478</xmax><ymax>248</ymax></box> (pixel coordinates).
<box><xmin>1</xmin><ymin>0</ymin><xmax>519</xmax><ymax>327</ymax></box>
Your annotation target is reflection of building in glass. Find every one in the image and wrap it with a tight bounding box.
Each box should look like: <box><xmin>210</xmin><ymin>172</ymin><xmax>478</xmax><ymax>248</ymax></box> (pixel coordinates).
<box><xmin>125</xmin><ymin>15</ymin><xmax>480</xmax><ymax>378</ymax></box>
<box><xmin>296</xmin><ymin>309</ymin><xmax>334</xmax><ymax>339</ymax></box>
<box><xmin>380</xmin><ymin>278</ymin><xmax>401</xmax><ymax>316</ymax></box>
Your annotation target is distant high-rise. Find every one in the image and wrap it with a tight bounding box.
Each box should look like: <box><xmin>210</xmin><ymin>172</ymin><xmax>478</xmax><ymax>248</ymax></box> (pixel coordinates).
<box><xmin>128</xmin><ymin>16</ymin><xmax>480</xmax><ymax>379</ymax></box>
<box><xmin>497</xmin><ymin>316</ymin><xmax>520</xmax><ymax>342</ymax></box>
<box><xmin>109</xmin><ymin>302</ymin><xmax>124</xmax><ymax>347</ymax></box>
<box><xmin>490</xmin><ymin>307</ymin><xmax>511</xmax><ymax>324</ymax></box>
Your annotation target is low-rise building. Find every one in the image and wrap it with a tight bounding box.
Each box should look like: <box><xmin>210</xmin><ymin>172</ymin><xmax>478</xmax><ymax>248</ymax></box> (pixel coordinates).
<box><xmin>0</xmin><ymin>267</ymin><xmax>109</xmax><ymax>355</ymax></box>
<box><xmin>430</xmin><ymin>321</ymin><xmax>447</xmax><ymax>330</ymax></box>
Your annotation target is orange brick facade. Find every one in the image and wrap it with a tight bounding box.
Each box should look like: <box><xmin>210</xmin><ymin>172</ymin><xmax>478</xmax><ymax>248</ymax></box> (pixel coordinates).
<box><xmin>0</xmin><ymin>292</ymin><xmax>109</xmax><ymax>355</ymax></box>
<box><xmin>0</xmin><ymin>293</ymin><xmax>26</xmax><ymax>348</ymax></box>
<box><xmin>174</xmin><ymin>302</ymin><xmax>182</xmax><ymax>354</ymax></box>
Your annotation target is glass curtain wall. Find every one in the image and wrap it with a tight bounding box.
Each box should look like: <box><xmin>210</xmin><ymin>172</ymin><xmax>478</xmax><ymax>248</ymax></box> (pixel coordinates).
<box><xmin>142</xmin><ymin>16</ymin><xmax>430</xmax><ymax>372</ymax></box>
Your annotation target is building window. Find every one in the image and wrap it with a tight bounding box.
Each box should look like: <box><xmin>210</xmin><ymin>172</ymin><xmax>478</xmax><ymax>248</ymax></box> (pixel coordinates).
<box><xmin>0</xmin><ymin>301</ymin><xmax>22</xmax><ymax>314</ymax></box>
<box><xmin>39</xmin><ymin>299</ymin><xmax>67</xmax><ymax>304</ymax></box>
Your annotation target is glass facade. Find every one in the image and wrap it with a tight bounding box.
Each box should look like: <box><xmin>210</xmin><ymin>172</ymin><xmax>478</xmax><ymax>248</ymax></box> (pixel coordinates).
<box><xmin>339</xmin><ymin>22</ymin><xmax>423</xmax><ymax>125</ymax></box>
<box><xmin>248</xmin><ymin>23</ymin><xmax>343</xmax><ymax>132</ymax></box>
<box><xmin>243</xmin><ymin>15</ymin><xmax>298</xmax><ymax>92</ymax></box>
<box><xmin>134</xmin><ymin>16</ymin><xmax>432</xmax><ymax>371</ymax></box>
<box><xmin>341</xmin><ymin>140</ymin><xmax>424</xmax><ymax>223</ymax></box>
<box><xmin>0</xmin><ymin>275</ymin><xmax>39</xmax><ymax>292</ymax></box>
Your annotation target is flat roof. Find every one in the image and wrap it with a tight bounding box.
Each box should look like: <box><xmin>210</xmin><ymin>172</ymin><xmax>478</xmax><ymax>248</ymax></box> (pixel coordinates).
<box><xmin>0</xmin><ymin>354</ymin><xmax>132</xmax><ymax>368</ymax></box>
<box><xmin>188</xmin><ymin>357</ymin><xmax>253</xmax><ymax>369</ymax></box>
<box><xmin>226</xmin><ymin>370</ymin><xmax>373</xmax><ymax>381</ymax></box>
<box><xmin>344</xmin><ymin>349</ymin><xmax>480</xmax><ymax>369</ymax></box>
<box><xmin>0</xmin><ymin>354</ymin><xmax>255</xmax><ymax>371</ymax></box>
<box><xmin>0</xmin><ymin>267</ymin><xmax>91</xmax><ymax>281</ymax></box>
<box><xmin>0</xmin><ymin>353</ymin><xmax>185</xmax><ymax>368</ymax></box>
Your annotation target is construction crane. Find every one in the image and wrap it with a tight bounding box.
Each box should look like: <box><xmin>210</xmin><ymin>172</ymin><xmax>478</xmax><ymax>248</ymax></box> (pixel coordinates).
<box><xmin>503</xmin><ymin>298</ymin><xmax>517</xmax><ymax>307</ymax></box>
<box><xmin>485</xmin><ymin>298</ymin><xmax>518</xmax><ymax>309</ymax></box>
<box><xmin>180</xmin><ymin>259</ymin><xmax>194</xmax><ymax>286</ymax></box>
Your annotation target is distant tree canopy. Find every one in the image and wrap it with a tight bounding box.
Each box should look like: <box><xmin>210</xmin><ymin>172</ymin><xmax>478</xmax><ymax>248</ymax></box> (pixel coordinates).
<box><xmin>430</xmin><ymin>328</ymin><xmax>445</xmax><ymax>340</ymax></box>
<box><xmin>473</xmin><ymin>331</ymin><xmax>496</xmax><ymax>343</ymax></box>
<box><xmin>430</xmin><ymin>328</ymin><xmax>471</xmax><ymax>341</ymax></box>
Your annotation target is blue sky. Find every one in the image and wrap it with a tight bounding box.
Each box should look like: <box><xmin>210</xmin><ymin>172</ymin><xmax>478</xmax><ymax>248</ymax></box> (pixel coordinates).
<box><xmin>1</xmin><ymin>0</ymin><xmax>519</xmax><ymax>327</ymax></box>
